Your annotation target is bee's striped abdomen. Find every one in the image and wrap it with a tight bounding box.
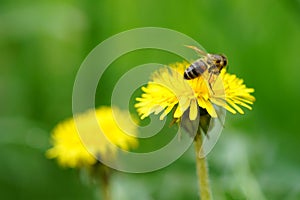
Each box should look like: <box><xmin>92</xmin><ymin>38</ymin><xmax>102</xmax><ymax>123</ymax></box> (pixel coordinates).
<box><xmin>184</xmin><ymin>59</ymin><xmax>208</xmax><ymax>80</ymax></box>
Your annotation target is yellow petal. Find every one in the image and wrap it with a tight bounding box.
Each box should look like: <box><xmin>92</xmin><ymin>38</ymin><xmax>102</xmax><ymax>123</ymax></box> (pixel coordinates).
<box><xmin>205</xmin><ymin>101</ymin><xmax>218</xmax><ymax>118</ymax></box>
<box><xmin>226</xmin><ymin>98</ymin><xmax>244</xmax><ymax>114</ymax></box>
<box><xmin>189</xmin><ymin>99</ymin><xmax>198</xmax><ymax>120</ymax></box>
<box><xmin>159</xmin><ymin>103</ymin><xmax>176</xmax><ymax>120</ymax></box>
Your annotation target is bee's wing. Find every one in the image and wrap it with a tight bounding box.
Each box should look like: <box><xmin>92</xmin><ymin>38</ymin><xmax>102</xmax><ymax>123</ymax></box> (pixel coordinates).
<box><xmin>198</xmin><ymin>105</ymin><xmax>226</xmax><ymax>158</ymax></box>
<box><xmin>184</xmin><ymin>45</ymin><xmax>207</xmax><ymax>56</ymax></box>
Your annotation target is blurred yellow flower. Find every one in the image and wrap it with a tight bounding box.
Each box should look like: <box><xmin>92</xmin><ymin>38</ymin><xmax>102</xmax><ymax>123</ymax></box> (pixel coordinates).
<box><xmin>135</xmin><ymin>61</ymin><xmax>255</xmax><ymax>121</ymax></box>
<box><xmin>46</xmin><ymin>106</ymin><xmax>138</xmax><ymax>168</ymax></box>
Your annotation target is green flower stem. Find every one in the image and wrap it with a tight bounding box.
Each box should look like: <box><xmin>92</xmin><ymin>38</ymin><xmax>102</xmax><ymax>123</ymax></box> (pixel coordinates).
<box><xmin>194</xmin><ymin>132</ymin><xmax>212</xmax><ymax>200</ymax></box>
<box><xmin>99</xmin><ymin>165</ymin><xmax>112</xmax><ymax>200</ymax></box>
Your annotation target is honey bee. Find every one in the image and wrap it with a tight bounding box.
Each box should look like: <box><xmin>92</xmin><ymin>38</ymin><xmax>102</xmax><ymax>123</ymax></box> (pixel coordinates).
<box><xmin>184</xmin><ymin>45</ymin><xmax>228</xmax><ymax>93</ymax></box>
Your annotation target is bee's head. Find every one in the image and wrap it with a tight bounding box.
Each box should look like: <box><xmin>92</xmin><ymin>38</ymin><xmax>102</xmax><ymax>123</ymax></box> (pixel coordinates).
<box><xmin>212</xmin><ymin>54</ymin><xmax>228</xmax><ymax>70</ymax></box>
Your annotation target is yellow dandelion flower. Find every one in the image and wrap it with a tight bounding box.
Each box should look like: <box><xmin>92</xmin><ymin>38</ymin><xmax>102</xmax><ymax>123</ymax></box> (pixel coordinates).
<box><xmin>135</xmin><ymin>61</ymin><xmax>255</xmax><ymax>121</ymax></box>
<box><xmin>46</xmin><ymin>106</ymin><xmax>138</xmax><ymax>168</ymax></box>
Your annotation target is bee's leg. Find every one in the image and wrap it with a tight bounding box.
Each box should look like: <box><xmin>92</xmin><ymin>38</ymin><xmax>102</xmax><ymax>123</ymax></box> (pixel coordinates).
<box><xmin>208</xmin><ymin>72</ymin><xmax>215</xmax><ymax>95</ymax></box>
<box><xmin>209</xmin><ymin>83</ymin><xmax>215</xmax><ymax>95</ymax></box>
<box><xmin>208</xmin><ymin>65</ymin><xmax>221</xmax><ymax>95</ymax></box>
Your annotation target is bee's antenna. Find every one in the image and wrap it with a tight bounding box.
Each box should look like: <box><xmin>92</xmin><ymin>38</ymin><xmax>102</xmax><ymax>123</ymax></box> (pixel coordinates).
<box><xmin>226</xmin><ymin>65</ymin><xmax>229</xmax><ymax>71</ymax></box>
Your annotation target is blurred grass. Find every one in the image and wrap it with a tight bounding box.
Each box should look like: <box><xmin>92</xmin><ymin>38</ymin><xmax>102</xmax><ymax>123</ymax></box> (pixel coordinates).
<box><xmin>1</xmin><ymin>0</ymin><xmax>300</xmax><ymax>199</ymax></box>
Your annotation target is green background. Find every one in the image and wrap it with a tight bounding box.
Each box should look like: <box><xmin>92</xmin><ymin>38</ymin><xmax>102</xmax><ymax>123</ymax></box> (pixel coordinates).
<box><xmin>1</xmin><ymin>0</ymin><xmax>300</xmax><ymax>199</ymax></box>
